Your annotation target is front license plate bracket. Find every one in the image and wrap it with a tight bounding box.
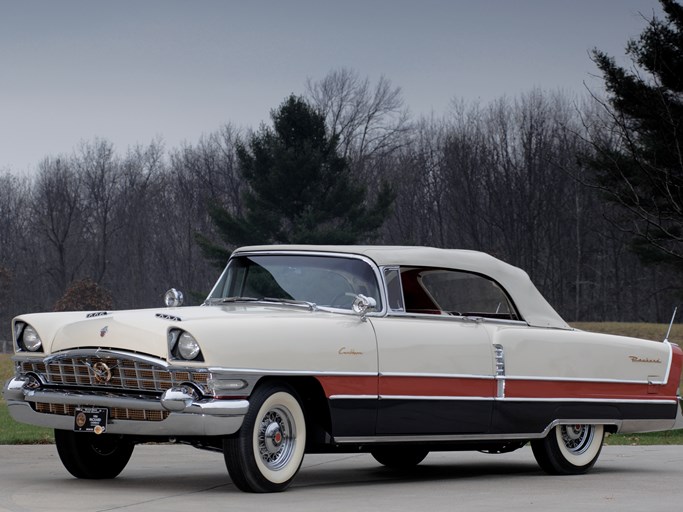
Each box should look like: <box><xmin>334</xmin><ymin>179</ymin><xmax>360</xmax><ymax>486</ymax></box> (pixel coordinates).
<box><xmin>74</xmin><ymin>406</ymin><xmax>108</xmax><ymax>434</ymax></box>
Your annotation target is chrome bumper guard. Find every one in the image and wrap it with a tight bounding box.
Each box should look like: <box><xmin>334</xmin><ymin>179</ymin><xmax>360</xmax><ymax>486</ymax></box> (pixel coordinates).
<box><xmin>674</xmin><ymin>397</ymin><xmax>683</xmax><ymax>430</ymax></box>
<box><xmin>3</xmin><ymin>376</ymin><xmax>249</xmax><ymax>437</ymax></box>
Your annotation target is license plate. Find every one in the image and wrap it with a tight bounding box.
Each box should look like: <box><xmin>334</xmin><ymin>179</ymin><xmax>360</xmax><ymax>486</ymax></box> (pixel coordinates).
<box><xmin>74</xmin><ymin>407</ymin><xmax>108</xmax><ymax>434</ymax></box>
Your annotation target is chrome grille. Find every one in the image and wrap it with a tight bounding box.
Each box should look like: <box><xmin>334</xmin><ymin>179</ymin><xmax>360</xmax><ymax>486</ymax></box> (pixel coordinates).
<box><xmin>33</xmin><ymin>402</ymin><xmax>169</xmax><ymax>422</ymax></box>
<box><xmin>19</xmin><ymin>355</ymin><xmax>208</xmax><ymax>394</ymax></box>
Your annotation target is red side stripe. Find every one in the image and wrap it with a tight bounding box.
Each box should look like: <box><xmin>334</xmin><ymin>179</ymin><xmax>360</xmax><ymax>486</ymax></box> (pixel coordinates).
<box><xmin>505</xmin><ymin>379</ymin><xmax>667</xmax><ymax>401</ymax></box>
<box><xmin>380</xmin><ymin>376</ymin><xmax>495</xmax><ymax>397</ymax></box>
<box><xmin>317</xmin><ymin>376</ymin><xmax>377</xmax><ymax>398</ymax></box>
<box><xmin>316</xmin><ymin>374</ymin><xmax>679</xmax><ymax>401</ymax></box>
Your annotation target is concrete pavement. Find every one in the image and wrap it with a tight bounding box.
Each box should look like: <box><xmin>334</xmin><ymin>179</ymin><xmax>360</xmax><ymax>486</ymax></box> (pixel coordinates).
<box><xmin>0</xmin><ymin>443</ymin><xmax>681</xmax><ymax>511</ymax></box>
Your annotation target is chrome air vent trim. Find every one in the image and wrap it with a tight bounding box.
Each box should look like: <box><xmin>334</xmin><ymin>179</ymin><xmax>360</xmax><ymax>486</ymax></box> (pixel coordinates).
<box><xmin>156</xmin><ymin>313</ymin><xmax>182</xmax><ymax>322</ymax></box>
<box><xmin>86</xmin><ymin>311</ymin><xmax>109</xmax><ymax>318</ymax></box>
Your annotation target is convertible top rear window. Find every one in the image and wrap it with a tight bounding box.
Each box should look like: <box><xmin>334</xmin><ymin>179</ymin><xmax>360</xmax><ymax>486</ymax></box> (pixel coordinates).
<box><xmin>398</xmin><ymin>267</ymin><xmax>519</xmax><ymax>320</ymax></box>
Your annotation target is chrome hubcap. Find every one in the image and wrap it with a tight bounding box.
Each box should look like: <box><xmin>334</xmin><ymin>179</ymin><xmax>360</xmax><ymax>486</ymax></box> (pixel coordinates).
<box><xmin>560</xmin><ymin>424</ymin><xmax>594</xmax><ymax>455</ymax></box>
<box><xmin>257</xmin><ymin>407</ymin><xmax>296</xmax><ymax>470</ymax></box>
<box><xmin>264</xmin><ymin>421</ymin><xmax>284</xmax><ymax>453</ymax></box>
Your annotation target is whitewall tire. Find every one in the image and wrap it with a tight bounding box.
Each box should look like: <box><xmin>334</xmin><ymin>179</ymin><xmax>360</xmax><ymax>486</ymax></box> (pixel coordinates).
<box><xmin>223</xmin><ymin>383</ymin><xmax>306</xmax><ymax>492</ymax></box>
<box><xmin>531</xmin><ymin>424</ymin><xmax>604</xmax><ymax>475</ymax></box>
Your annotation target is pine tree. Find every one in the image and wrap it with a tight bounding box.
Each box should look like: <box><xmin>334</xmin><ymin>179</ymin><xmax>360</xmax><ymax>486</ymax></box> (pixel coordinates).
<box><xmin>588</xmin><ymin>0</ymin><xmax>683</xmax><ymax>268</ymax></box>
<box><xmin>197</xmin><ymin>95</ymin><xmax>395</xmax><ymax>266</ymax></box>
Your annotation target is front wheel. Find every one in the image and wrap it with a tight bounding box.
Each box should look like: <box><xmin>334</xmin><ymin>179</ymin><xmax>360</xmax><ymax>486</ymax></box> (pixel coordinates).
<box><xmin>54</xmin><ymin>430</ymin><xmax>134</xmax><ymax>479</ymax></box>
<box><xmin>531</xmin><ymin>424</ymin><xmax>604</xmax><ymax>475</ymax></box>
<box><xmin>223</xmin><ymin>383</ymin><xmax>307</xmax><ymax>492</ymax></box>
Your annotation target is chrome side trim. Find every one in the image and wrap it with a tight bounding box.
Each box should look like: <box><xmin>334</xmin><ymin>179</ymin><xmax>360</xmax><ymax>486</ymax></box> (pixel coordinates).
<box><xmin>378</xmin><ymin>311</ymin><xmax>528</xmax><ymax>326</ymax></box>
<box><xmin>326</xmin><ymin>393</ymin><xmax>677</xmax><ymax>405</ymax></box>
<box><xmin>329</xmin><ymin>394</ymin><xmax>379</xmax><ymax>400</ymax></box>
<box><xmin>380</xmin><ymin>395</ymin><xmax>494</xmax><ymax>401</ymax></box>
<box><xmin>662</xmin><ymin>340</ymin><xmax>674</xmax><ymax>385</ymax></box>
<box><xmin>333</xmin><ymin>419</ymin><xmax>623</xmax><ymax>444</ymax></box>
<box><xmin>208</xmin><ymin>367</ymin><xmax>377</xmax><ymax>377</ymax></box>
<box><xmin>378</xmin><ymin>371</ymin><xmax>493</xmax><ymax>380</ymax></box>
<box><xmin>496</xmin><ymin>397</ymin><xmax>678</xmax><ymax>404</ymax></box>
<box><xmin>205</xmin><ymin>367</ymin><xmax>666</xmax><ymax>387</ymax></box>
<box><xmin>333</xmin><ymin>434</ymin><xmax>542</xmax><ymax>444</ymax></box>
<box><xmin>489</xmin><ymin>374</ymin><xmax>661</xmax><ymax>385</ymax></box>
<box><xmin>494</xmin><ymin>343</ymin><xmax>505</xmax><ymax>398</ymax></box>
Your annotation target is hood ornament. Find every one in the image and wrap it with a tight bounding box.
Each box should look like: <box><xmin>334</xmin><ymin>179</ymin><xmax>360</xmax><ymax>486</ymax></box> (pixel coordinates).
<box><xmin>99</xmin><ymin>325</ymin><xmax>109</xmax><ymax>338</ymax></box>
<box><xmin>85</xmin><ymin>361</ymin><xmax>115</xmax><ymax>384</ymax></box>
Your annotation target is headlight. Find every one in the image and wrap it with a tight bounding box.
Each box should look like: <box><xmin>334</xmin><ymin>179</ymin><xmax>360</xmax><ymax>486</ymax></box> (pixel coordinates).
<box><xmin>178</xmin><ymin>332</ymin><xmax>201</xmax><ymax>360</ymax></box>
<box><xmin>16</xmin><ymin>322</ymin><xmax>43</xmax><ymax>352</ymax></box>
<box><xmin>168</xmin><ymin>329</ymin><xmax>203</xmax><ymax>361</ymax></box>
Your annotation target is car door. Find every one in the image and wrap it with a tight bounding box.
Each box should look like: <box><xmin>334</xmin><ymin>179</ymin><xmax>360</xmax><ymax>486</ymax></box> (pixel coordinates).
<box><xmin>370</xmin><ymin>267</ymin><xmax>500</xmax><ymax>436</ymax></box>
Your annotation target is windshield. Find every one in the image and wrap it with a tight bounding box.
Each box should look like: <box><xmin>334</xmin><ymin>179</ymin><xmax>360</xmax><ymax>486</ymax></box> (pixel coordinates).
<box><xmin>207</xmin><ymin>254</ymin><xmax>383</xmax><ymax>310</ymax></box>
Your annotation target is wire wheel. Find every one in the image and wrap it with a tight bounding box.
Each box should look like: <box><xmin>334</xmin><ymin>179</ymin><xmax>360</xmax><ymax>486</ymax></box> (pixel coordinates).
<box><xmin>224</xmin><ymin>383</ymin><xmax>306</xmax><ymax>492</ymax></box>
<box><xmin>532</xmin><ymin>423</ymin><xmax>604</xmax><ymax>475</ymax></box>
<box><xmin>255</xmin><ymin>405</ymin><xmax>298</xmax><ymax>471</ymax></box>
<box><xmin>558</xmin><ymin>424</ymin><xmax>594</xmax><ymax>455</ymax></box>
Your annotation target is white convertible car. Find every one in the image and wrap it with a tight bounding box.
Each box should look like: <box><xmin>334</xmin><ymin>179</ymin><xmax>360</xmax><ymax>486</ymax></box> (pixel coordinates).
<box><xmin>4</xmin><ymin>245</ymin><xmax>683</xmax><ymax>492</ymax></box>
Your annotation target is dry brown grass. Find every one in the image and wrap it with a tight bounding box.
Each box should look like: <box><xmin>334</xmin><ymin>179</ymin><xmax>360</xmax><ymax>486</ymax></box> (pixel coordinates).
<box><xmin>571</xmin><ymin>322</ymin><xmax>683</xmax><ymax>344</ymax></box>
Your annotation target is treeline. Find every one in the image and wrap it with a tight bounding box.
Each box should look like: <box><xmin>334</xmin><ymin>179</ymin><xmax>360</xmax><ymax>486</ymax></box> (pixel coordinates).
<box><xmin>0</xmin><ymin>70</ymin><xmax>680</xmax><ymax>334</ymax></box>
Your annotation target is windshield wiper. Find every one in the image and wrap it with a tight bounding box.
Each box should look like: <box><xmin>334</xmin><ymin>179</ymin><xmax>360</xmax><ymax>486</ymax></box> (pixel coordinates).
<box><xmin>259</xmin><ymin>297</ymin><xmax>317</xmax><ymax>311</ymax></box>
<box><xmin>219</xmin><ymin>296</ymin><xmax>260</xmax><ymax>303</ymax></box>
<box><xmin>216</xmin><ymin>296</ymin><xmax>317</xmax><ymax>310</ymax></box>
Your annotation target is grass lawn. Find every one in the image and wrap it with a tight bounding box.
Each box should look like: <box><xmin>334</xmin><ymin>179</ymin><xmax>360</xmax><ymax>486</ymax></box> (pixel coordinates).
<box><xmin>1</xmin><ymin>322</ymin><xmax>682</xmax><ymax>444</ymax></box>
<box><xmin>0</xmin><ymin>353</ymin><xmax>54</xmax><ymax>444</ymax></box>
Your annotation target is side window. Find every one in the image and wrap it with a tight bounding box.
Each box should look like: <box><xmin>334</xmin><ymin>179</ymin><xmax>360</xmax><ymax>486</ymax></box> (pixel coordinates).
<box><xmin>383</xmin><ymin>267</ymin><xmax>405</xmax><ymax>312</ymax></box>
<box><xmin>400</xmin><ymin>267</ymin><xmax>518</xmax><ymax>320</ymax></box>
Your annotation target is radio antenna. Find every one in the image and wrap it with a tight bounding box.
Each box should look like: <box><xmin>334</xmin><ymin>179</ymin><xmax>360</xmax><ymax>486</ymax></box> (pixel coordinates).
<box><xmin>664</xmin><ymin>306</ymin><xmax>678</xmax><ymax>343</ymax></box>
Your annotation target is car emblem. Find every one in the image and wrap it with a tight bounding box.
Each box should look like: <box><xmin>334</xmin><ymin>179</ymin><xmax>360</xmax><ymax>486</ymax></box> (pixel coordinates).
<box><xmin>100</xmin><ymin>326</ymin><xmax>108</xmax><ymax>337</ymax></box>
<box><xmin>629</xmin><ymin>355</ymin><xmax>662</xmax><ymax>363</ymax></box>
<box><xmin>75</xmin><ymin>411</ymin><xmax>87</xmax><ymax>428</ymax></box>
<box><xmin>90</xmin><ymin>361</ymin><xmax>113</xmax><ymax>384</ymax></box>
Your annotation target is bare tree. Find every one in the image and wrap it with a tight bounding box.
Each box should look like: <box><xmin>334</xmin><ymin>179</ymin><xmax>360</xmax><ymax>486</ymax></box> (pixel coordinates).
<box><xmin>171</xmin><ymin>124</ymin><xmax>244</xmax><ymax>210</ymax></box>
<box><xmin>107</xmin><ymin>140</ymin><xmax>167</xmax><ymax>307</ymax></box>
<box><xmin>306</xmin><ymin>68</ymin><xmax>412</xmax><ymax>181</ymax></box>
<box><xmin>76</xmin><ymin>139</ymin><xmax>121</xmax><ymax>283</ymax></box>
<box><xmin>32</xmin><ymin>157</ymin><xmax>86</xmax><ymax>296</ymax></box>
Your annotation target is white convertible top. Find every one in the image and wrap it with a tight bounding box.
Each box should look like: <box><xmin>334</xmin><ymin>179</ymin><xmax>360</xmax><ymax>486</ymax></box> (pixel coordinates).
<box><xmin>234</xmin><ymin>245</ymin><xmax>570</xmax><ymax>330</ymax></box>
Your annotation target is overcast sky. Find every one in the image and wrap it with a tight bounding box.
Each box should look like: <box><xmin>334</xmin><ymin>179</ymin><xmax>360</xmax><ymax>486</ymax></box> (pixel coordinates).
<box><xmin>0</xmin><ymin>0</ymin><xmax>663</xmax><ymax>174</ymax></box>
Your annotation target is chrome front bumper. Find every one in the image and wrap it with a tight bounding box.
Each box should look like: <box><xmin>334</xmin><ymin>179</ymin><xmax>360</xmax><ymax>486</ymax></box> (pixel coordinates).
<box><xmin>3</xmin><ymin>376</ymin><xmax>249</xmax><ymax>437</ymax></box>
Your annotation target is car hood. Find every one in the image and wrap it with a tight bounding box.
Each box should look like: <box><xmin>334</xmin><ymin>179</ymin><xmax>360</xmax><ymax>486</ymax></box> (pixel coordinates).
<box><xmin>16</xmin><ymin>304</ymin><xmax>326</xmax><ymax>361</ymax></box>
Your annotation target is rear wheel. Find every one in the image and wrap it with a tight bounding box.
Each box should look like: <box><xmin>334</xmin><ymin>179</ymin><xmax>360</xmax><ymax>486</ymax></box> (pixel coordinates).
<box><xmin>54</xmin><ymin>430</ymin><xmax>134</xmax><ymax>479</ymax></box>
<box><xmin>371</xmin><ymin>446</ymin><xmax>429</xmax><ymax>468</ymax></box>
<box><xmin>531</xmin><ymin>424</ymin><xmax>604</xmax><ymax>475</ymax></box>
<box><xmin>223</xmin><ymin>383</ymin><xmax>306</xmax><ymax>492</ymax></box>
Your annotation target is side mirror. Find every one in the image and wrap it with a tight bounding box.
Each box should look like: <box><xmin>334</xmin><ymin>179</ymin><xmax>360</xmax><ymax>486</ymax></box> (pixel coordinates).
<box><xmin>352</xmin><ymin>294</ymin><xmax>377</xmax><ymax>320</ymax></box>
<box><xmin>164</xmin><ymin>288</ymin><xmax>184</xmax><ymax>307</ymax></box>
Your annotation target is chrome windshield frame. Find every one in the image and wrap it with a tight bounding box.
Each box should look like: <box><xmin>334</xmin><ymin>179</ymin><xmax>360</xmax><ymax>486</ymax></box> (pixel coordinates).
<box><xmin>204</xmin><ymin>250</ymin><xmax>388</xmax><ymax>317</ymax></box>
